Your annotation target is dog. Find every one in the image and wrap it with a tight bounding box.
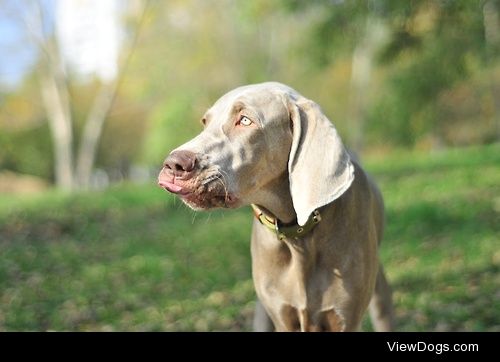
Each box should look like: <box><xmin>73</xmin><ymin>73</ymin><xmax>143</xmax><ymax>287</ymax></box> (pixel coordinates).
<box><xmin>158</xmin><ymin>82</ymin><xmax>394</xmax><ymax>331</ymax></box>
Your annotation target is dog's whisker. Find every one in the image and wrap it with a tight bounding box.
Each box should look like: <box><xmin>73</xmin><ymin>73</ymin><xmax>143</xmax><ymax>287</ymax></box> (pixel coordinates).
<box><xmin>204</xmin><ymin>211</ymin><xmax>212</xmax><ymax>225</ymax></box>
<box><xmin>201</xmin><ymin>174</ymin><xmax>219</xmax><ymax>185</ymax></box>
<box><xmin>215</xmin><ymin>176</ymin><xmax>229</xmax><ymax>203</ymax></box>
<box><xmin>216</xmin><ymin>169</ymin><xmax>230</xmax><ymax>203</ymax></box>
<box><xmin>190</xmin><ymin>209</ymin><xmax>198</xmax><ymax>224</ymax></box>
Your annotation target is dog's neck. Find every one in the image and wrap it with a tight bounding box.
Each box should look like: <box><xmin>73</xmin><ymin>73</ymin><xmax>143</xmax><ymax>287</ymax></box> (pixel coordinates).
<box><xmin>250</xmin><ymin>172</ymin><xmax>296</xmax><ymax>224</ymax></box>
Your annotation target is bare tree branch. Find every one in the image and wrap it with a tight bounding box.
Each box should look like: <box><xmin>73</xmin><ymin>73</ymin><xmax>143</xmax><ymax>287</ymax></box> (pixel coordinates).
<box><xmin>75</xmin><ymin>0</ymin><xmax>151</xmax><ymax>188</ymax></box>
<box><xmin>30</xmin><ymin>0</ymin><xmax>74</xmax><ymax>190</ymax></box>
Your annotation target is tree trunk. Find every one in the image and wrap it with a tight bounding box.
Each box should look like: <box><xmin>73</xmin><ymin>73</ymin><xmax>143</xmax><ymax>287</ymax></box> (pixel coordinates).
<box><xmin>40</xmin><ymin>41</ymin><xmax>74</xmax><ymax>190</ymax></box>
<box><xmin>483</xmin><ymin>1</ymin><xmax>500</xmax><ymax>141</ymax></box>
<box><xmin>75</xmin><ymin>80</ymin><xmax>119</xmax><ymax>188</ymax></box>
<box><xmin>349</xmin><ymin>18</ymin><xmax>388</xmax><ymax>152</ymax></box>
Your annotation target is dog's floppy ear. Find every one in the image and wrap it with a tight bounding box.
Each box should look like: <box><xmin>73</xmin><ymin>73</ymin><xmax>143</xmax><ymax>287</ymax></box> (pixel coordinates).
<box><xmin>287</xmin><ymin>96</ymin><xmax>355</xmax><ymax>226</ymax></box>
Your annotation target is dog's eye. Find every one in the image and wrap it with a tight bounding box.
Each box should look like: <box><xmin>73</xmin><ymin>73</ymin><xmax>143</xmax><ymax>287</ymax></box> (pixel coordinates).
<box><xmin>238</xmin><ymin>116</ymin><xmax>253</xmax><ymax>127</ymax></box>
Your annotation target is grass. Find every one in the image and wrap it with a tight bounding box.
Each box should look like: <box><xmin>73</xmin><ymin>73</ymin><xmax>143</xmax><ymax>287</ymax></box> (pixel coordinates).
<box><xmin>0</xmin><ymin>144</ymin><xmax>499</xmax><ymax>331</ymax></box>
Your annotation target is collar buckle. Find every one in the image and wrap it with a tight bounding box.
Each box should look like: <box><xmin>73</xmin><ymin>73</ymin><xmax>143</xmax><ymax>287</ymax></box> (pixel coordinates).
<box><xmin>252</xmin><ymin>205</ymin><xmax>322</xmax><ymax>240</ymax></box>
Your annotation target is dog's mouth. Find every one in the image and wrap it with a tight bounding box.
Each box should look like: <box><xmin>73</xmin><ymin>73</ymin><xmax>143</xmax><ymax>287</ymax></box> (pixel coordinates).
<box><xmin>158</xmin><ymin>171</ymin><xmax>238</xmax><ymax>209</ymax></box>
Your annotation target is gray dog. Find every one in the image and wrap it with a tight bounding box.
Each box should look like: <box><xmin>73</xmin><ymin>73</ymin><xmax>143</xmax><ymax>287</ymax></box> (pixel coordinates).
<box><xmin>158</xmin><ymin>82</ymin><xmax>394</xmax><ymax>331</ymax></box>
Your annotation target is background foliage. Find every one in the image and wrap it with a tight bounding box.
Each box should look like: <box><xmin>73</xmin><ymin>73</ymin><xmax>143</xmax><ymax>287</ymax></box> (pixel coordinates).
<box><xmin>1</xmin><ymin>0</ymin><xmax>499</xmax><ymax>180</ymax></box>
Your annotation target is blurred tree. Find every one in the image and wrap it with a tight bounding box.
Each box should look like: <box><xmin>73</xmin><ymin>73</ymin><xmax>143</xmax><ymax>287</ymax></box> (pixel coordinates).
<box><xmin>284</xmin><ymin>0</ymin><xmax>500</xmax><ymax>149</ymax></box>
<box><xmin>483</xmin><ymin>0</ymin><xmax>500</xmax><ymax>141</ymax></box>
<box><xmin>371</xmin><ymin>0</ymin><xmax>497</xmax><ymax>147</ymax></box>
<box><xmin>278</xmin><ymin>0</ymin><xmax>393</xmax><ymax>151</ymax></box>
<box><xmin>8</xmin><ymin>0</ymin><xmax>149</xmax><ymax>190</ymax></box>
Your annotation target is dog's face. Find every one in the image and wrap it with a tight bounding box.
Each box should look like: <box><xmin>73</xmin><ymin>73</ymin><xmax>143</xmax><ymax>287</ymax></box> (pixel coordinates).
<box><xmin>158</xmin><ymin>83</ymin><xmax>294</xmax><ymax>210</ymax></box>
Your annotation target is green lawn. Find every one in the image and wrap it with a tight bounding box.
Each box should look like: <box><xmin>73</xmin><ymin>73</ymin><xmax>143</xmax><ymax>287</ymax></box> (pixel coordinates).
<box><xmin>0</xmin><ymin>144</ymin><xmax>499</xmax><ymax>331</ymax></box>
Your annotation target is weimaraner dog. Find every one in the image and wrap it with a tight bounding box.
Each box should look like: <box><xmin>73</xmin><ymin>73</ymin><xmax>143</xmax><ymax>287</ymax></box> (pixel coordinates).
<box><xmin>158</xmin><ymin>82</ymin><xmax>395</xmax><ymax>331</ymax></box>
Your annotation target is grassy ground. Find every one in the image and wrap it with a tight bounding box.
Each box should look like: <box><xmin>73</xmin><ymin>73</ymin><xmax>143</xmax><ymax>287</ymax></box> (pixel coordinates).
<box><xmin>0</xmin><ymin>144</ymin><xmax>499</xmax><ymax>331</ymax></box>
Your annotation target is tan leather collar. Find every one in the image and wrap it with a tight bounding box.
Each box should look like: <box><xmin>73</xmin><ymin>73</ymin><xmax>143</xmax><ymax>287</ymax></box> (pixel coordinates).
<box><xmin>251</xmin><ymin>204</ymin><xmax>322</xmax><ymax>240</ymax></box>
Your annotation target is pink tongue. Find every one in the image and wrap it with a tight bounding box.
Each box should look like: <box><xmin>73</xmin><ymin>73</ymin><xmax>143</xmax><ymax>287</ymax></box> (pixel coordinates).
<box><xmin>158</xmin><ymin>181</ymin><xmax>183</xmax><ymax>193</ymax></box>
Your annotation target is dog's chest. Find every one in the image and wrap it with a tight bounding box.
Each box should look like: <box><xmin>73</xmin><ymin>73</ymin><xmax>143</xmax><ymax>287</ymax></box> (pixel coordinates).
<box><xmin>252</xmin><ymin>233</ymin><xmax>348</xmax><ymax>331</ymax></box>
<box><xmin>256</xmin><ymin>268</ymin><xmax>347</xmax><ymax>332</ymax></box>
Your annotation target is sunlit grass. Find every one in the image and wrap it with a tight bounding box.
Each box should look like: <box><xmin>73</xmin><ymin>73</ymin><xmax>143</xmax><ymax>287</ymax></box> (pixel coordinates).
<box><xmin>0</xmin><ymin>144</ymin><xmax>499</xmax><ymax>331</ymax></box>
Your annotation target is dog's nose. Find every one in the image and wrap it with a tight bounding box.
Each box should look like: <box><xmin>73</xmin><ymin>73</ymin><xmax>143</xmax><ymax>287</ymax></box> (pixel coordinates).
<box><xmin>163</xmin><ymin>150</ymin><xmax>197</xmax><ymax>177</ymax></box>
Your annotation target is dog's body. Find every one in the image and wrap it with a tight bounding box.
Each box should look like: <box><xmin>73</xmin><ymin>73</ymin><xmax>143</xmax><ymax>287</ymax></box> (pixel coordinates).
<box><xmin>158</xmin><ymin>82</ymin><xmax>394</xmax><ymax>331</ymax></box>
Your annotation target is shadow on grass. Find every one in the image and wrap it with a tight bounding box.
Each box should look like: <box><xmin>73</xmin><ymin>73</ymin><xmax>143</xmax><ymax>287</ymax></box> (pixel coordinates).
<box><xmin>380</xmin><ymin>198</ymin><xmax>499</xmax><ymax>331</ymax></box>
<box><xmin>392</xmin><ymin>263</ymin><xmax>500</xmax><ymax>331</ymax></box>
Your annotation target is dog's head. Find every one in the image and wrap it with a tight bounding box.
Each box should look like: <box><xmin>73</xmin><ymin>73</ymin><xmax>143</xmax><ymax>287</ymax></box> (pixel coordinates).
<box><xmin>158</xmin><ymin>82</ymin><xmax>354</xmax><ymax>225</ymax></box>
